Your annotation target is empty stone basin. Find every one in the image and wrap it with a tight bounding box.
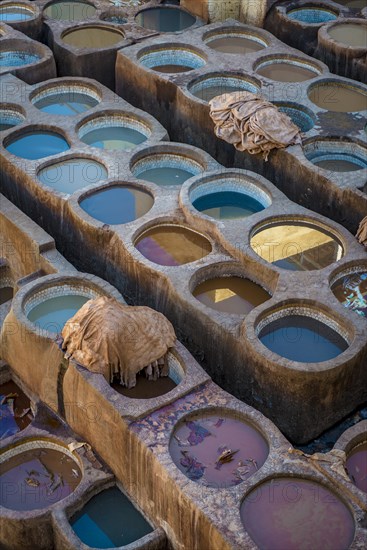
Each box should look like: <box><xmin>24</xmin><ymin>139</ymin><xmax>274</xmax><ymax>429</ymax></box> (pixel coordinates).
<box><xmin>257</xmin><ymin>308</ymin><xmax>349</xmax><ymax>363</ymax></box>
<box><xmin>346</xmin><ymin>441</ymin><xmax>367</xmax><ymax>492</ymax></box>
<box><xmin>131</xmin><ymin>152</ymin><xmax>204</xmax><ymax>187</ymax></box>
<box><xmin>31</xmin><ymin>84</ymin><xmax>100</xmax><ymax>116</ymax></box>
<box><xmin>79</xmin><ymin>115</ymin><xmax>150</xmax><ymax>151</ymax></box>
<box><xmin>240</xmin><ymin>477</ymin><xmax>355</xmax><ymax>550</ymax></box>
<box><xmin>331</xmin><ymin>269</ymin><xmax>367</xmax><ymax>317</ymax></box>
<box><xmin>44</xmin><ymin>1</ymin><xmax>96</xmax><ymax>21</ymax></box>
<box><xmin>0</xmin><ymin>439</ymin><xmax>81</xmax><ymax>511</ymax></box>
<box><xmin>250</xmin><ymin>220</ymin><xmax>344</xmax><ymax>271</ymax></box>
<box><xmin>113</xmin><ymin>352</ymin><xmax>184</xmax><ymax>399</ymax></box>
<box><xmin>188</xmin><ymin>74</ymin><xmax>260</xmax><ymax>102</ymax></box>
<box><xmin>328</xmin><ymin>22</ymin><xmax>367</xmax><ymax>48</ymax></box>
<box><xmin>79</xmin><ymin>185</ymin><xmax>154</xmax><ymax>224</ymax></box>
<box><xmin>135</xmin><ymin>224</ymin><xmax>212</xmax><ymax>266</ymax></box>
<box><xmin>138</xmin><ymin>45</ymin><xmax>206</xmax><ymax>73</ymax></box>
<box><xmin>255</xmin><ymin>57</ymin><xmax>321</xmax><ymax>82</ymax></box>
<box><xmin>304</xmin><ymin>141</ymin><xmax>367</xmax><ymax>172</ymax></box>
<box><xmin>287</xmin><ymin>7</ymin><xmax>338</xmax><ymax>23</ymax></box>
<box><xmin>0</xmin><ymin>379</ymin><xmax>32</xmax><ymax>438</ymax></box>
<box><xmin>0</xmin><ymin>107</ymin><xmax>24</xmax><ymax>131</ymax></box>
<box><xmin>193</xmin><ymin>276</ymin><xmax>271</xmax><ymax>315</ymax></box>
<box><xmin>5</xmin><ymin>130</ymin><xmax>69</xmax><ymax>160</ymax></box>
<box><xmin>0</xmin><ymin>50</ymin><xmax>40</xmax><ymax>67</ymax></box>
<box><xmin>135</xmin><ymin>7</ymin><xmax>196</xmax><ymax>32</ymax></box>
<box><xmin>169</xmin><ymin>410</ymin><xmax>268</xmax><ymax>487</ymax></box>
<box><xmin>275</xmin><ymin>103</ymin><xmax>315</xmax><ymax>132</ymax></box>
<box><xmin>0</xmin><ymin>4</ymin><xmax>36</xmax><ymax>22</ymax></box>
<box><xmin>38</xmin><ymin>157</ymin><xmax>108</xmax><ymax>195</ymax></box>
<box><xmin>62</xmin><ymin>25</ymin><xmax>125</xmax><ymax>48</ymax></box>
<box><xmin>308</xmin><ymin>81</ymin><xmax>367</xmax><ymax>112</ymax></box>
<box><xmin>204</xmin><ymin>28</ymin><xmax>267</xmax><ymax>54</ymax></box>
<box><xmin>71</xmin><ymin>486</ymin><xmax>153</xmax><ymax>548</ymax></box>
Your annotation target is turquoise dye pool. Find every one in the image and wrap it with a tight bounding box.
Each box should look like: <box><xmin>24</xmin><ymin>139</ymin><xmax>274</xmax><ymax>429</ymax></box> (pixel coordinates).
<box><xmin>287</xmin><ymin>8</ymin><xmax>338</xmax><ymax>23</ymax></box>
<box><xmin>33</xmin><ymin>92</ymin><xmax>99</xmax><ymax>116</ymax></box>
<box><xmin>138</xmin><ymin>166</ymin><xmax>194</xmax><ymax>186</ymax></box>
<box><xmin>71</xmin><ymin>486</ymin><xmax>153</xmax><ymax>548</ymax></box>
<box><xmin>259</xmin><ymin>315</ymin><xmax>348</xmax><ymax>362</ymax></box>
<box><xmin>80</xmin><ymin>126</ymin><xmax>147</xmax><ymax>151</ymax></box>
<box><xmin>80</xmin><ymin>186</ymin><xmax>153</xmax><ymax>224</ymax></box>
<box><xmin>135</xmin><ymin>7</ymin><xmax>195</xmax><ymax>32</ymax></box>
<box><xmin>27</xmin><ymin>295</ymin><xmax>89</xmax><ymax>333</ymax></box>
<box><xmin>193</xmin><ymin>191</ymin><xmax>265</xmax><ymax>219</ymax></box>
<box><xmin>0</xmin><ymin>51</ymin><xmax>40</xmax><ymax>67</ymax></box>
<box><xmin>38</xmin><ymin>158</ymin><xmax>108</xmax><ymax>194</ymax></box>
<box><xmin>6</xmin><ymin>132</ymin><xmax>70</xmax><ymax>160</ymax></box>
<box><xmin>0</xmin><ymin>6</ymin><xmax>34</xmax><ymax>22</ymax></box>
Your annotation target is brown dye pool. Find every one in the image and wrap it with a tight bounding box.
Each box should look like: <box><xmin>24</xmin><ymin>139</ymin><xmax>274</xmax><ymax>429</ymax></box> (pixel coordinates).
<box><xmin>135</xmin><ymin>226</ymin><xmax>211</xmax><ymax>266</ymax></box>
<box><xmin>331</xmin><ymin>272</ymin><xmax>367</xmax><ymax>317</ymax></box>
<box><xmin>44</xmin><ymin>1</ymin><xmax>96</xmax><ymax>21</ymax></box>
<box><xmin>62</xmin><ymin>27</ymin><xmax>125</xmax><ymax>48</ymax></box>
<box><xmin>257</xmin><ymin>62</ymin><xmax>318</xmax><ymax>82</ymax></box>
<box><xmin>192</xmin><ymin>84</ymin><xmax>252</xmax><ymax>102</ymax></box>
<box><xmin>152</xmin><ymin>64</ymin><xmax>193</xmax><ymax>73</ymax></box>
<box><xmin>328</xmin><ymin>24</ymin><xmax>367</xmax><ymax>48</ymax></box>
<box><xmin>240</xmin><ymin>477</ymin><xmax>355</xmax><ymax>550</ymax></box>
<box><xmin>207</xmin><ymin>36</ymin><xmax>265</xmax><ymax>54</ymax></box>
<box><xmin>346</xmin><ymin>441</ymin><xmax>367</xmax><ymax>493</ymax></box>
<box><xmin>193</xmin><ymin>277</ymin><xmax>270</xmax><ymax>315</ymax></box>
<box><xmin>112</xmin><ymin>373</ymin><xmax>176</xmax><ymax>399</ymax></box>
<box><xmin>250</xmin><ymin>222</ymin><xmax>343</xmax><ymax>271</ymax></box>
<box><xmin>0</xmin><ymin>446</ymin><xmax>81</xmax><ymax>511</ymax></box>
<box><xmin>0</xmin><ymin>286</ymin><xmax>13</xmax><ymax>304</ymax></box>
<box><xmin>336</xmin><ymin>0</ymin><xmax>366</xmax><ymax>8</ymax></box>
<box><xmin>169</xmin><ymin>412</ymin><xmax>268</xmax><ymax>487</ymax></box>
<box><xmin>312</xmin><ymin>158</ymin><xmax>364</xmax><ymax>172</ymax></box>
<box><xmin>308</xmin><ymin>83</ymin><xmax>367</xmax><ymax>112</ymax></box>
<box><xmin>0</xmin><ymin>380</ymin><xmax>32</xmax><ymax>439</ymax></box>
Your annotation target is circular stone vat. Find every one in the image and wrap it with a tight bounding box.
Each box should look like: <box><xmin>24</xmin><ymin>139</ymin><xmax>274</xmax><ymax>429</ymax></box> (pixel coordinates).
<box><xmin>346</xmin><ymin>441</ymin><xmax>367</xmax><ymax>492</ymax></box>
<box><xmin>135</xmin><ymin>7</ymin><xmax>196</xmax><ymax>32</ymax></box>
<box><xmin>131</xmin><ymin>152</ymin><xmax>204</xmax><ymax>187</ymax></box>
<box><xmin>204</xmin><ymin>28</ymin><xmax>267</xmax><ymax>54</ymax></box>
<box><xmin>135</xmin><ymin>224</ymin><xmax>212</xmax><ymax>266</ymax></box>
<box><xmin>257</xmin><ymin>307</ymin><xmax>349</xmax><ymax>362</ymax></box>
<box><xmin>188</xmin><ymin>74</ymin><xmax>260</xmax><ymax>102</ymax></box>
<box><xmin>250</xmin><ymin>219</ymin><xmax>344</xmax><ymax>271</ymax></box>
<box><xmin>0</xmin><ymin>379</ymin><xmax>31</xmax><ymax>437</ymax></box>
<box><xmin>5</xmin><ymin>130</ymin><xmax>69</xmax><ymax>160</ymax></box>
<box><xmin>240</xmin><ymin>477</ymin><xmax>355</xmax><ymax>550</ymax></box>
<box><xmin>331</xmin><ymin>269</ymin><xmax>367</xmax><ymax>317</ymax></box>
<box><xmin>31</xmin><ymin>84</ymin><xmax>100</xmax><ymax>116</ymax></box>
<box><xmin>79</xmin><ymin>185</ymin><xmax>154</xmax><ymax>225</ymax></box>
<box><xmin>38</xmin><ymin>157</ymin><xmax>108</xmax><ymax>195</ymax></box>
<box><xmin>336</xmin><ymin>0</ymin><xmax>366</xmax><ymax>7</ymax></box>
<box><xmin>255</xmin><ymin>57</ymin><xmax>321</xmax><ymax>82</ymax></box>
<box><xmin>0</xmin><ymin>439</ymin><xmax>81</xmax><ymax>511</ymax></box>
<box><xmin>44</xmin><ymin>1</ymin><xmax>96</xmax><ymax>21</ymax></box>
<box><xmin>0</xmin><ymin>50</ymin><xmax>40</xmax><ymax>67</ymax></box>
<box><xmin>308</xmin><ymin>81</ymin><xmax>367</xmax><ymax>112</ymax></box>
<box><xmin>169</xmin><ymin>410</ymin><xmax>269</xmax><ymax>487</ymax></box>
<box><xmin>275</xmin><ymin>103</ymin><xmax>315</xmax><ymax>132</ymax></box>
<box><xmin>287</xmin><ymin>7</ymin><xmax>338</xmax><ymax>23</ymax></box>
<box><xmin>0</xmin><ymin>3</ymin><xmax>36</xmax><ymax>22</ymax></box>
<box><xmin>62</xmin><ymin>25</ymin><xmax>125</xmax><ymax>48</ymax></box>
<box><xmin>113</xmin><ymin>351</ymin><xmax>184</xmax><ymax>399</ymax></box>
<box><xmin>138</xmin><ymin>45</ymin><xmax>206</xmax><ymax>73</ymax></box>
<box><xmin>304</xmin><ymin>141</ymin><xmax>367</xmax><ymax>171</ymax></box>
<box><xmin>78</xmin><ymin>115</ymin><xmax>150</xmax><ymax>151</ymax></box>
<box><xmin>193</xmin><ymin>276</ymin><xmax>271</xmax><ymax>315</ymax></box>
<box><xmin>328</xmin><ymin>22</ymin><xmax>367</xmax><ymax>48</ymax></box>
<box><xmin>0</xmin><ymin>107</ymin><xmax>24</xmax><ymax>131</ymax></box>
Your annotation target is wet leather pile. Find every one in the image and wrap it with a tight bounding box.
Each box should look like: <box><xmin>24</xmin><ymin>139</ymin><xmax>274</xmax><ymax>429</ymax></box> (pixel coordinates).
<box><xmin>356</xmin><ymin>215</ymin><xmax>367</xmax><ymax>248</ymax></box>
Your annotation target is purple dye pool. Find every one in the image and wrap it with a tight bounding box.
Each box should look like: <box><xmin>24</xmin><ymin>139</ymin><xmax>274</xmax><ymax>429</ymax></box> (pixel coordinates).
<box><xmin>346</xmin><ymin>441</ymin><xmax>367</xmax><ymax>493</ymax></box>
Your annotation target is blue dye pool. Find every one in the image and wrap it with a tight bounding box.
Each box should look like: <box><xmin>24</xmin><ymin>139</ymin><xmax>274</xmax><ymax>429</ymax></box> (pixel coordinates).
<box><xmin>0</xmin><ymin>7</ymin><xmax>34</xmax><ymax>21</ymax></box>
<box><xmin>6</xmin><ymin>132</ymin><xmax>69</xmax><ymax>160</ymax></box>
<box><xmin>277</xmin><ymin>105</ymin><xmax>315</xmax><ymax>132</ymax></box>
<box><xmin>71</xmin><ymin>486</ymin><xmax>153</xmax><ymax>548</ymax></box>
<box><xmin>27</xmin><ymin>295</ymin><xmax>89</xmax><ymax>333</ymax></box>
<box><xmin>287</xmin><ymin>8</ymin><xmax>337</xmax><ymax>23</ymax></box>
<box><xmin>38</xmin><ymin>158</ymin><xmax>107</xmax><ymax>194</ymax></box>
<box><xmin>259</xmin><ymin>315</ymin><xmax>348</xmax><ymax>363</ymax></box>
<box><xmin>193</xmin><ymin>191</ymin><xmax>264</xmax><ymax>219</ymax></box>
<box><xmin>33</xmin><ymin>92</ymin><xmax>99</xmax><ymax>116</ymax></box>
<box><xmin>80</xmin><ymin>186</ymin><xmax>153</xmax><ymax>224</ymax></box>
<box><xmin>81</xmin><ymin>126</ymin><xmax>147</xmax><ymax>151</ymax></box>
<box><xmin>0</xmin><ymin>113</ymin><xmax>23</xmax><ymax>131</ymax></box>
<box><xmin>0</xmin><ymin>51</ymin><xmax>40</xmax><ymax>67</ymax></box>
<box><xmin>138</xmin><ymin>166</ymin><xmax>194</xmax><ymax>186</ymax></box>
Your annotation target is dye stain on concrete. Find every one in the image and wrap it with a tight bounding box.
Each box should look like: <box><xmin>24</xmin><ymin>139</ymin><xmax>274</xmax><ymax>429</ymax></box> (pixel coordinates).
<box><xmin>346</xmin><ymin>441</ymin><xmax>367</xmax><ymax>493</ymax></box>
<box><xmin>193</xmin><ymin>277</ymin><xmax>270</xmax><ymax>315</ymax></box>
<box><xmin>71</xmin><ymin>486</ymin><xmax>153</xmax><ymax>548</ymax></box>
<box><xmin>6</xmin><ymin>132</ymin><xmax>69</xmax><ymax>160</ymax></box>
<box><xmin>38</xmin><ymin>158</ymin><xmax>108</xmax><ymax>195</ymax></box>
<box><xmin>0</xmin><ymin>380</ymin><xmax>32</xmax><ymax>439</ymax></box>
<box><xmin>193</xmin><ymin>191</ymin><xmax>265</xmax><ymax>219</ymax></box>
<box><xmin>27</xmin><ymin>294</ymin><xmax>89</xmax><ymax>333</ymax></box>
<box><xmin>240</xmin><ymin>477</ymin><xmax>355</xmax><ymax>550</ymax></box>
<box><xmin>331</xmin><ymin>272</ymin><xmax>367</xmax><ymax>317</ymax></box>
